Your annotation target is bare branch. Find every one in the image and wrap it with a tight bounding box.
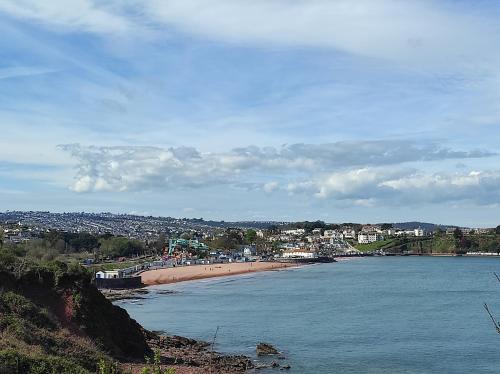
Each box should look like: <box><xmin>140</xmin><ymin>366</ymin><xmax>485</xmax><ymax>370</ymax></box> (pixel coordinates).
<box><xmin>483</xmin><ymin>303</ymin><xmax>500</xmax><ymax>334</ymax></box>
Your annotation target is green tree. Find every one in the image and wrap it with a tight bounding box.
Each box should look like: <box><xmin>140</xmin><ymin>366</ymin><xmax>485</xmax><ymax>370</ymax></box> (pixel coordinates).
<box><xmin>154</xmin><ymin>234</ymin><xmax>166</xmax><ymax>255</ymax></box>
<box><xmin>496</xmin><ymin>225</ymin><xmax>500</xmax><ymax>235</ymax></box>
<box><xmin>99</xmin><ymin>237</ymin><xmax>144</xmax><ymax>258</ymax></box>
<box><xmin>244</xmin><ymin>229</ymin><xmax>257</xmax><ymax>244</ymax></box>
<box><xmin>453</xmin><ymin>228</ymin><xmax>463</xmax><ymax>239</ymax></box>
<box><xmin>180</xmin><ymin>232</ymin><xmax>192</xmax><ymax>240</ymax></box>
<box><xmin>381</xmin><ymin>223</ymin><xmax>393</xmax><ymax>230</ymax></box>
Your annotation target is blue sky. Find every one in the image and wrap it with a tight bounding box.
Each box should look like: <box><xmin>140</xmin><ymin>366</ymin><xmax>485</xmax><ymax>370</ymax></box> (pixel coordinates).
<box><xmin>0</xmin><ymin>0</ymin><xmax>500</xmax><ymax>226</ymax></box>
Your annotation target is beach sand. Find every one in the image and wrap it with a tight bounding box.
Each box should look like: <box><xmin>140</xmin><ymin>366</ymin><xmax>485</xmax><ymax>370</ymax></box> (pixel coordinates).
<box><xmin>141</xmin><ymin>261</ymin><xmax>298</xmax><ymax>285</ymax></box>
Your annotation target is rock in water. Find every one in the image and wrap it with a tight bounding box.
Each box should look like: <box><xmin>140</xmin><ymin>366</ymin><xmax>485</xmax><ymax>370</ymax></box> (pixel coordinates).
<box><xmin>256</xmin><ymin>342</ymin><xmax>279</xmax><ymax>356</ymax></box>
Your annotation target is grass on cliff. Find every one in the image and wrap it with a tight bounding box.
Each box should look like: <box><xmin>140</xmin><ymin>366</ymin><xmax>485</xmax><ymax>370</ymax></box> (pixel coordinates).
<box><xmin>0</xmin><ymin>246</ymin><xmax>152</xmax><ymax>373</ymax></box>
<box><xmin>354</xmin><ymin>239</ymin><xmax>398</xmax><ymax>252</ymax></box>
<box><xmin>0</xmin><ymin>290</ymin><xmax>107</xmax><ymax>374</ymax></box>
<box><xmin>354</xmin><ymin>234</ymin><xmax>500</xmax><ymax>254</ymax></box>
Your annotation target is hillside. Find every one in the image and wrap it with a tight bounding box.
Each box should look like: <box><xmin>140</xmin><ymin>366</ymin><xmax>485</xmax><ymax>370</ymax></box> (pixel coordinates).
<box><xmin>387</xmin><ymin>222</ymin><xmax>455</xmax><ymax>232</ymax></box>
<box><xmin>0</xmin><ymin>253</ymin><xmax>252</xmax><ymax>373</ymax></box>
<box><xmin>354</xmin><ymin>233</ymin><xmax>500</xmax><ymax>254</ymax></box>
<box><xmin>0</xmin><ymin>258</ymin><xmax>151</xmax><ymax>373</ymax></box>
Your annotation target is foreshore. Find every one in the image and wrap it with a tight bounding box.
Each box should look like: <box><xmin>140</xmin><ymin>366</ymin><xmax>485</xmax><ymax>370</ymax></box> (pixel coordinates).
<box><xmin>141</xmin><ymin>261</ymin><xmax>300</xmax><ymax>285</ymax></box>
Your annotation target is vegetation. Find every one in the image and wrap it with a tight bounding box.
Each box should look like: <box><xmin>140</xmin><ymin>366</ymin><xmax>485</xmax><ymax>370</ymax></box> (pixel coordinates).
<box><xmin>354</xmin><ymin>232</ymin><xmax>500</xmax><ymax>254</ymax></box>
<box><xmin>0</xmin><ymin>231</ymin><xmax>151</xmax><ymax>267</ymax></box>
<box><xmin>140</xmin><ymin>350</ymin><xmax>175</xmax><ymax>374</ymax></box>
<box><xmin>244</xmin><ymin>229</ymin><xmax>257</xmax><ymax>244</ymax></box>
<box><xmin>99</xmin><ymin>237</ymin><xmax>145</xmax><ymax>258</ymax></box>
<box><xmin>0</xmin><ymin>246</ymin><xmax>162</xmax><ymax>374</ymax></box>
<box><xmin>206</xmin><ymin>229</ymin><xmax>243</xmax><ymax>250</ymax></box>
<box><xmin>285</xmin><ymin>220</ymin><xmax>340</xmax><ymax>233</ymax></box>
<box><xmin>355</xmin><ymin>238</ymin><xmax>398</xmax><ymax>252</ymax></box>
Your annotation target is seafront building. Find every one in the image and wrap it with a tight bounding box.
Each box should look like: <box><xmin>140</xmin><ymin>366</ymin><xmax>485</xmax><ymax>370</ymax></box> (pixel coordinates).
<box><xmin>282</xmin><ymin>249</ymin><xmax>317</xmax><ymax>259</ymax></box>
<box><xmin>358</xmin><ymin>232</ymin><xmax>384</xmax><ymax>244</ymax></box>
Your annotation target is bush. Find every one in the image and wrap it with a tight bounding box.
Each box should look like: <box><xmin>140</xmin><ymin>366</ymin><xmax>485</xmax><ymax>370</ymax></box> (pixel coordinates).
<box><xmin>0</xmin><ymin>349</ymin><xmax>91</xmax><ymax>374</ymax></box>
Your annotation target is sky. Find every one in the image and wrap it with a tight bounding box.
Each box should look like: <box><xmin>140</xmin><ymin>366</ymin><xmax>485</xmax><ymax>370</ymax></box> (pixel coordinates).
<box><xmin>0</xmin><ymin>0</ymin><xmax>500</xmax><ymax>226</ymax></box>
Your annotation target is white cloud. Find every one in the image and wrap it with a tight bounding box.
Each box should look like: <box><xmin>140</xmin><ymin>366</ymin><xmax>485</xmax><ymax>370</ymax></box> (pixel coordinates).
<box><xmin>143</xmin><ymin>0</ymin><xmax>500</xmax><ymax>69</ymax></box>
<box><xmin>263</xmin><ymin>181</ymin><xmax>279</xmax><ymax>193</ymax></box>
<box><xmin>295</xmin><ymin>168</ymin><xmax>500</xmax><ymax>206</ymax></box>
<box><xmin>58</xmin><ymin>142</ymin><xmax>500</xmax><ymax>207</ymax></box>
<box><xmin>2</xmin><ymin>0</ymin><xmax>499</xmax><ymax>71</ymax></box>
<box><xmin>0</xmin><ymin>66</ymin><xmax>58</xmax><ymax>80</ymax></box>
<box><xmin>0</xmin><ymin>0</ymin><xmax>133</xmax><ymax>34</ymax></box>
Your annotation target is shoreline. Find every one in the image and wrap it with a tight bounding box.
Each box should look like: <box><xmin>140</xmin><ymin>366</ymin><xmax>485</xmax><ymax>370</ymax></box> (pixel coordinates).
<box><xmin>140</xmin><ymin>261</ymin><xmax>301</xmax><ymax>286</ymax></box>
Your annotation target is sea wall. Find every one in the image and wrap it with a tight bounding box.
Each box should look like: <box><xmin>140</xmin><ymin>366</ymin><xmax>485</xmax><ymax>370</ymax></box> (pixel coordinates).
<box><xmin>95</xmin><ymin>276</ymin><xmax>143</xmax><ymax>289</ymax></box>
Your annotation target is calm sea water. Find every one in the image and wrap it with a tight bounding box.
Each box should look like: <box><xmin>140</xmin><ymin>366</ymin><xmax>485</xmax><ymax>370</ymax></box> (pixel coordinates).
<box><xmin>117</xmin><ymin>257</ymin><xmax>500</xmax><ymax>373</ymax></box>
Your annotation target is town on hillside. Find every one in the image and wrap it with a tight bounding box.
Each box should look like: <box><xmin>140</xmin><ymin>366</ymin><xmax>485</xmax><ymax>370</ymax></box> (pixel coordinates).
<box><xmin>1</xmin><ymin>211</ymin><xmax>500</xmax><ymax>285</ymax></box>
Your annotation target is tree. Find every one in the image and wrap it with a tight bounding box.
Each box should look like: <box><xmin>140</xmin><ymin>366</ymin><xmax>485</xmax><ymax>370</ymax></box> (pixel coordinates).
<box><xmin>453</xmin><ymin>228</ymin><xmax>463</xmax><ymax>240</ymax></box>
<box><xmin>154</xmin><ymin>234</ymin><xmax>166</xmax><ymax>255</ymax></box>
<box><xmin>244</xmin><ymin>229</ymin><xmax>257</xmax><ymax>244</ymax></box>
<box><xmin>267</xmin><ymin>225</ymin><xmax>279</xmax><ymax>235</ymax></box>
<box><xmin>0</xmin><ymin>228</ymin><xmax>3</xmax><ymax>248</ymax></box>
<box><xmin>99</xmin><ymin>237</ymin><xmax>145</xmax><ymax>258</ymax></box>
<box><xmin>496</xmin><ymin>225</ymin><xmax>500</xmax><ymax>235</ymax></box>
<box><xmin>55</xmin><ymin>239</ymin><xmax>66</xmax><ymax>253</ymax></box>
<box><xmin>180</xmin><ymin>232</ymin><xmax>192</xmax><ymax>240</ymax></box>
<box><xmin>381</xmin><ymin>223</ymin><xmax>393</xmax><ymax>230</ymax></box>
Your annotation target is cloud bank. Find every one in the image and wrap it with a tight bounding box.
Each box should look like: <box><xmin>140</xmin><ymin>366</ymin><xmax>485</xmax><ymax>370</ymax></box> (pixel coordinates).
<box><xmin>59</xmin><ymin>141</ymin><xmax>499</xmax><ymax>206</ymax></box>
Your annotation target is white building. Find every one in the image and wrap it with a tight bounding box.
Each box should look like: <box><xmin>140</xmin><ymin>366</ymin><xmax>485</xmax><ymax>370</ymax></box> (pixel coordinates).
<box><xmin>282</xmin><ymin>228</ymin><xmax>306</xmax><ymax>236</ymax></box>
<box><xmin>243</xmin><ymin>246</ymin><xmax>257</xmax><ymax>256</ymax></box>
<box><xmin>282</xmin><ymin>249</ymin><xmax>317</xmax><ymax>259</ymax></box>
<box><xmin>323</xmin><ymin>229</ymin><xmax>344</xmax><ymax>239</ymax></box>
<box><xmin>358</xmin><ymin>232</ymin><xmax>384</xmax><ymax>244</ymax></box>
<box><xmin>343</xmin><ymin>229</ymin><xmax>356</xmax><ymax>239</ymax></box>
<box><xmin>95</xmin><ymin>270</ymin><xmax>123</xmax><ymax>279</ymax></box>
<box><xmin>414</xmin><ymin>228</ymin><xmax>424</xmax><ymax>237</ymax></box>
<box><xmin>330</xmin><ymin>231</ymin><xmax>344</xmax><ymax>243</ymax></box>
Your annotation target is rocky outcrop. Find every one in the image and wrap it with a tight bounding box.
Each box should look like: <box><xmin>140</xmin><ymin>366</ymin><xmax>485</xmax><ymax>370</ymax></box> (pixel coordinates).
<box><xmin>256</xmin><ymin>342</ymin><xmax>279</xmax><ymax>356</ymax></box>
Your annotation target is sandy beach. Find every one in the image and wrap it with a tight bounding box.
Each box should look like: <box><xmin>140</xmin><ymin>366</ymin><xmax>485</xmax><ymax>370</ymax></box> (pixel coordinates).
<box><xmin>141</xmin><ymin>261</ymin><xmax>299</xmax><ymax>285</ymax></box>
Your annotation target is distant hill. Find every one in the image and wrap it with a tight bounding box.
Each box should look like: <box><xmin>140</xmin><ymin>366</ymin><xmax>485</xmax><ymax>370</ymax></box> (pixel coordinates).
<box><xmin>388</xmin><ymin>222</ymin><xmax>457</xmax><ymax>232</ymax></box>
<box><xmin>1</xmin><ymin>211</ymin><xmax>471</xmax><ymax>232</ymax></box>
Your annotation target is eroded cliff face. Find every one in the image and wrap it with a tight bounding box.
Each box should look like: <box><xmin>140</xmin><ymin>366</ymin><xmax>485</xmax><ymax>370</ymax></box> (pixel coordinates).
<box><xmin>0</xmin><ymin>262</ymin><xmax>254</xmax><ymax>374</ymax></box>
<box><xmin>0</xmin><ymin>262</ymin><xmax>151</xmax><ymax>373</ymax></box>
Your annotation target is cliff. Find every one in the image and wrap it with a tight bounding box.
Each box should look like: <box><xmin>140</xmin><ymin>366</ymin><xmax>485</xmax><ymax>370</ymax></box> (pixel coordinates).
<box><xmin>0</xmin><ymin>260</ymin><xmax>252</xmax><ymax>373</ymax></box>
<box><xmin>0</xmin><ymin>261</ymin><xmax>151</xmax><ymax>373</ymax></box>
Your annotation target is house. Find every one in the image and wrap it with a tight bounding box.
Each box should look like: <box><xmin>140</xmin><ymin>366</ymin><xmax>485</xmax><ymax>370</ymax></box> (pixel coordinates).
<box><xmin>323</xmin><ymin>229</ymin><xmax>335</xmax><ymax>238</ymax></box>
<box><xmin>282</xmin><ymin>228</ymin><xmax>306</xmax><ymax>236</ymax></box>
<box><xmin>414</xmin><ymin>228</ymin><xmax>424</xmax><ymax>237</ymax></box>
<box><xmin>358</xmin><ymin>232</ymin><xmax>384</xmax><ymax>244</ymax></box>
<box><xmin>327</xmin><ymin>231</ymin><xmax>344</xmax><ymax>240</ymax></box>
<box><xmin>242</xmin><ymin>245</ymin><xmax>257</xmax><ymax>256</ymax></box>
<box><xmin>95</xmin><ymin>270</ymin><xmax>123</xmax><ymax>279</ymax></box>
<box><xmin>342</xmin><ymin>229</ymin><xmax>356</xmax><ymax>239</ymax></box>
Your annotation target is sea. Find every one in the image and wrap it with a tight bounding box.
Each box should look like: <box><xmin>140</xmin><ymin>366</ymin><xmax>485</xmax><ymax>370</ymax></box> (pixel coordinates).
<box><xmin>116</xmin><ymin>257</ymin><xmax>500</xmax><ymax>373</ymax></box>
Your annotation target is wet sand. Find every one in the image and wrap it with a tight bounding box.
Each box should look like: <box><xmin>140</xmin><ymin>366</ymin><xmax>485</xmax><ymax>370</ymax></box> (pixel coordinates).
<box><xmin>141</xmin><ymin>262</ymin><xmax>299</xmax><ymax>285</ymax></box>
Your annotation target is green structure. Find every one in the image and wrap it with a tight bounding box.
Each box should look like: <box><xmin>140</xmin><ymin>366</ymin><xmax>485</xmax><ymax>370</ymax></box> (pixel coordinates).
<box><xmin>168</xmin><ymin>238</ymin><xmax>209</xmax><ymax>254</ymax></box>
